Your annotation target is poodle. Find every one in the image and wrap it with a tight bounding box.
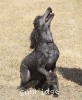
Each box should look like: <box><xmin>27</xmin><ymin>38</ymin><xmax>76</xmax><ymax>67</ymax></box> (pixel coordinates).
<box><xmin>19</xmin><ymin>7</ymin><xmax>60</xmax><ymax>96</ymax></box>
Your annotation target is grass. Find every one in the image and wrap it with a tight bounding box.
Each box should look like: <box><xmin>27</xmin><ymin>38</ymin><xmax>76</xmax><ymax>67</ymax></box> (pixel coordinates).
<box><xmin>0</xmin><ymin>0</ymin><xmax>82</xmax><ymax>100</ymax></box>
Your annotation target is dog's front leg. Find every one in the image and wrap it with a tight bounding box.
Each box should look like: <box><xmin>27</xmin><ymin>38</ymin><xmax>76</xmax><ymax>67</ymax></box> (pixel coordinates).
<box><xmin>37</xmin><ymin>66</ymin><xmax>51</xmax><ymax>81</ymax></box>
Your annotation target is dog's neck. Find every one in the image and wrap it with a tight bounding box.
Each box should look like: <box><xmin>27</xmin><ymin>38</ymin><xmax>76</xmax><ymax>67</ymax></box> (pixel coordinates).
<box><xmin>38</xmin><ymin>28</ymin><xmax>53</xmax><ymax>44</ymax></box>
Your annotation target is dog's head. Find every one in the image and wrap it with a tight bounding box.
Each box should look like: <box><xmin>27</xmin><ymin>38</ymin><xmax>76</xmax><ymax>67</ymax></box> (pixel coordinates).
<box><xmin>33</xmin><ymin>7</ymin><xmax>54</xmax><ymax>29</ymax></box>
<box><xmin>30</xmin><ymin>7</ymin><xmax>54</xmax><ymax>49</ymax></box>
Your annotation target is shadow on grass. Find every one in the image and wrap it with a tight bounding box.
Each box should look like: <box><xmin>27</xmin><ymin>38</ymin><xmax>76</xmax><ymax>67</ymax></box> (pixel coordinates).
<box><xmin>58</xmin><ymin>67</ymin><xmax>82</xmax><ymax>85</ymax></box>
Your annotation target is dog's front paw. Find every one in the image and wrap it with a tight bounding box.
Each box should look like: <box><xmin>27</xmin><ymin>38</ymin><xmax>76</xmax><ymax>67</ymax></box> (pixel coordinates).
<box><xmin>53</xmin><ymin>90</ymin><xmax>60</xmax><ymax>97</ymax></box>
<box><xmin>49</xmin><ymin>85</ymin><xmax>60</xmax><ymax>97</ymax></box>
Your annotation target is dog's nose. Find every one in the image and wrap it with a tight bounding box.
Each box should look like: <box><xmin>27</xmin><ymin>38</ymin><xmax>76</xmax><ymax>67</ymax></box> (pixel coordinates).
<box><xmin>47</xmin><ymin>7</ymin><xmax>52</xmax><ymax>13</ymax></box>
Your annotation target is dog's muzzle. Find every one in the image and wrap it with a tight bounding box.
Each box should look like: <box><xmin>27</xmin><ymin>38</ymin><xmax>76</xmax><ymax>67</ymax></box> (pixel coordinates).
<box><xmin>43</xmin><ymin>7</ymin><xmax>54</xmax><ymax>22</ymax></box>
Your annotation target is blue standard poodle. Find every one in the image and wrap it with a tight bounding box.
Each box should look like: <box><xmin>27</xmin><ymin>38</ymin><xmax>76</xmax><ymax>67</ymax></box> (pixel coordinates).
<box><xmin>19</xmin><ymin>7</ymin><xmax>60</xmax><ymax>97</ymax></box>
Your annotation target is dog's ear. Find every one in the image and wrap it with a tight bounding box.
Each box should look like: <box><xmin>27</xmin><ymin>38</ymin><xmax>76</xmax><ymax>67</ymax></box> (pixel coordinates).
<box><xmin>30</xmin><ymin>29</ymin><xmax>39</xmax><ymax>49</ymax></box>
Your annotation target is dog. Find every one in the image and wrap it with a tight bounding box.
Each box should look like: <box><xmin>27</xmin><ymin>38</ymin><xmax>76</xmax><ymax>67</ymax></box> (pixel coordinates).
<box><xmin>19</xmin><ymin>7</ymin><xmax>59</xmax><ymax>96</ymax></box>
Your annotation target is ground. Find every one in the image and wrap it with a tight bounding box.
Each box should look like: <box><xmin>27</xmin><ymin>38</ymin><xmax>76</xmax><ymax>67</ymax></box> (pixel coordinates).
<box><xmin>0</xmin><ymin>0</ymin><xmax>82</xmax><ymax>100</ymax></box>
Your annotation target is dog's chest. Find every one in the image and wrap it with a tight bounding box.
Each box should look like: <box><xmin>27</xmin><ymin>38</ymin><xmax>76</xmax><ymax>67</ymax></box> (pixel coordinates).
<box><xmin>41</xmin><ymin>43</ymin><xmax>56</xmax><ymax>62</ymax></box>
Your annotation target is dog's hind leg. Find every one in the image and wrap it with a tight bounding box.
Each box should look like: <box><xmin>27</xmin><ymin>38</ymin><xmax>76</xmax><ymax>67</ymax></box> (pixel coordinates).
<box><xmin>35</xmin><ymin>78</ymin><xmax>46</xmax><ymax>90</ymax></box>
<box><xmin>20</xmin><ymin>64</ymin><xmax>31</xmax><ymax>91</ymax></box>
